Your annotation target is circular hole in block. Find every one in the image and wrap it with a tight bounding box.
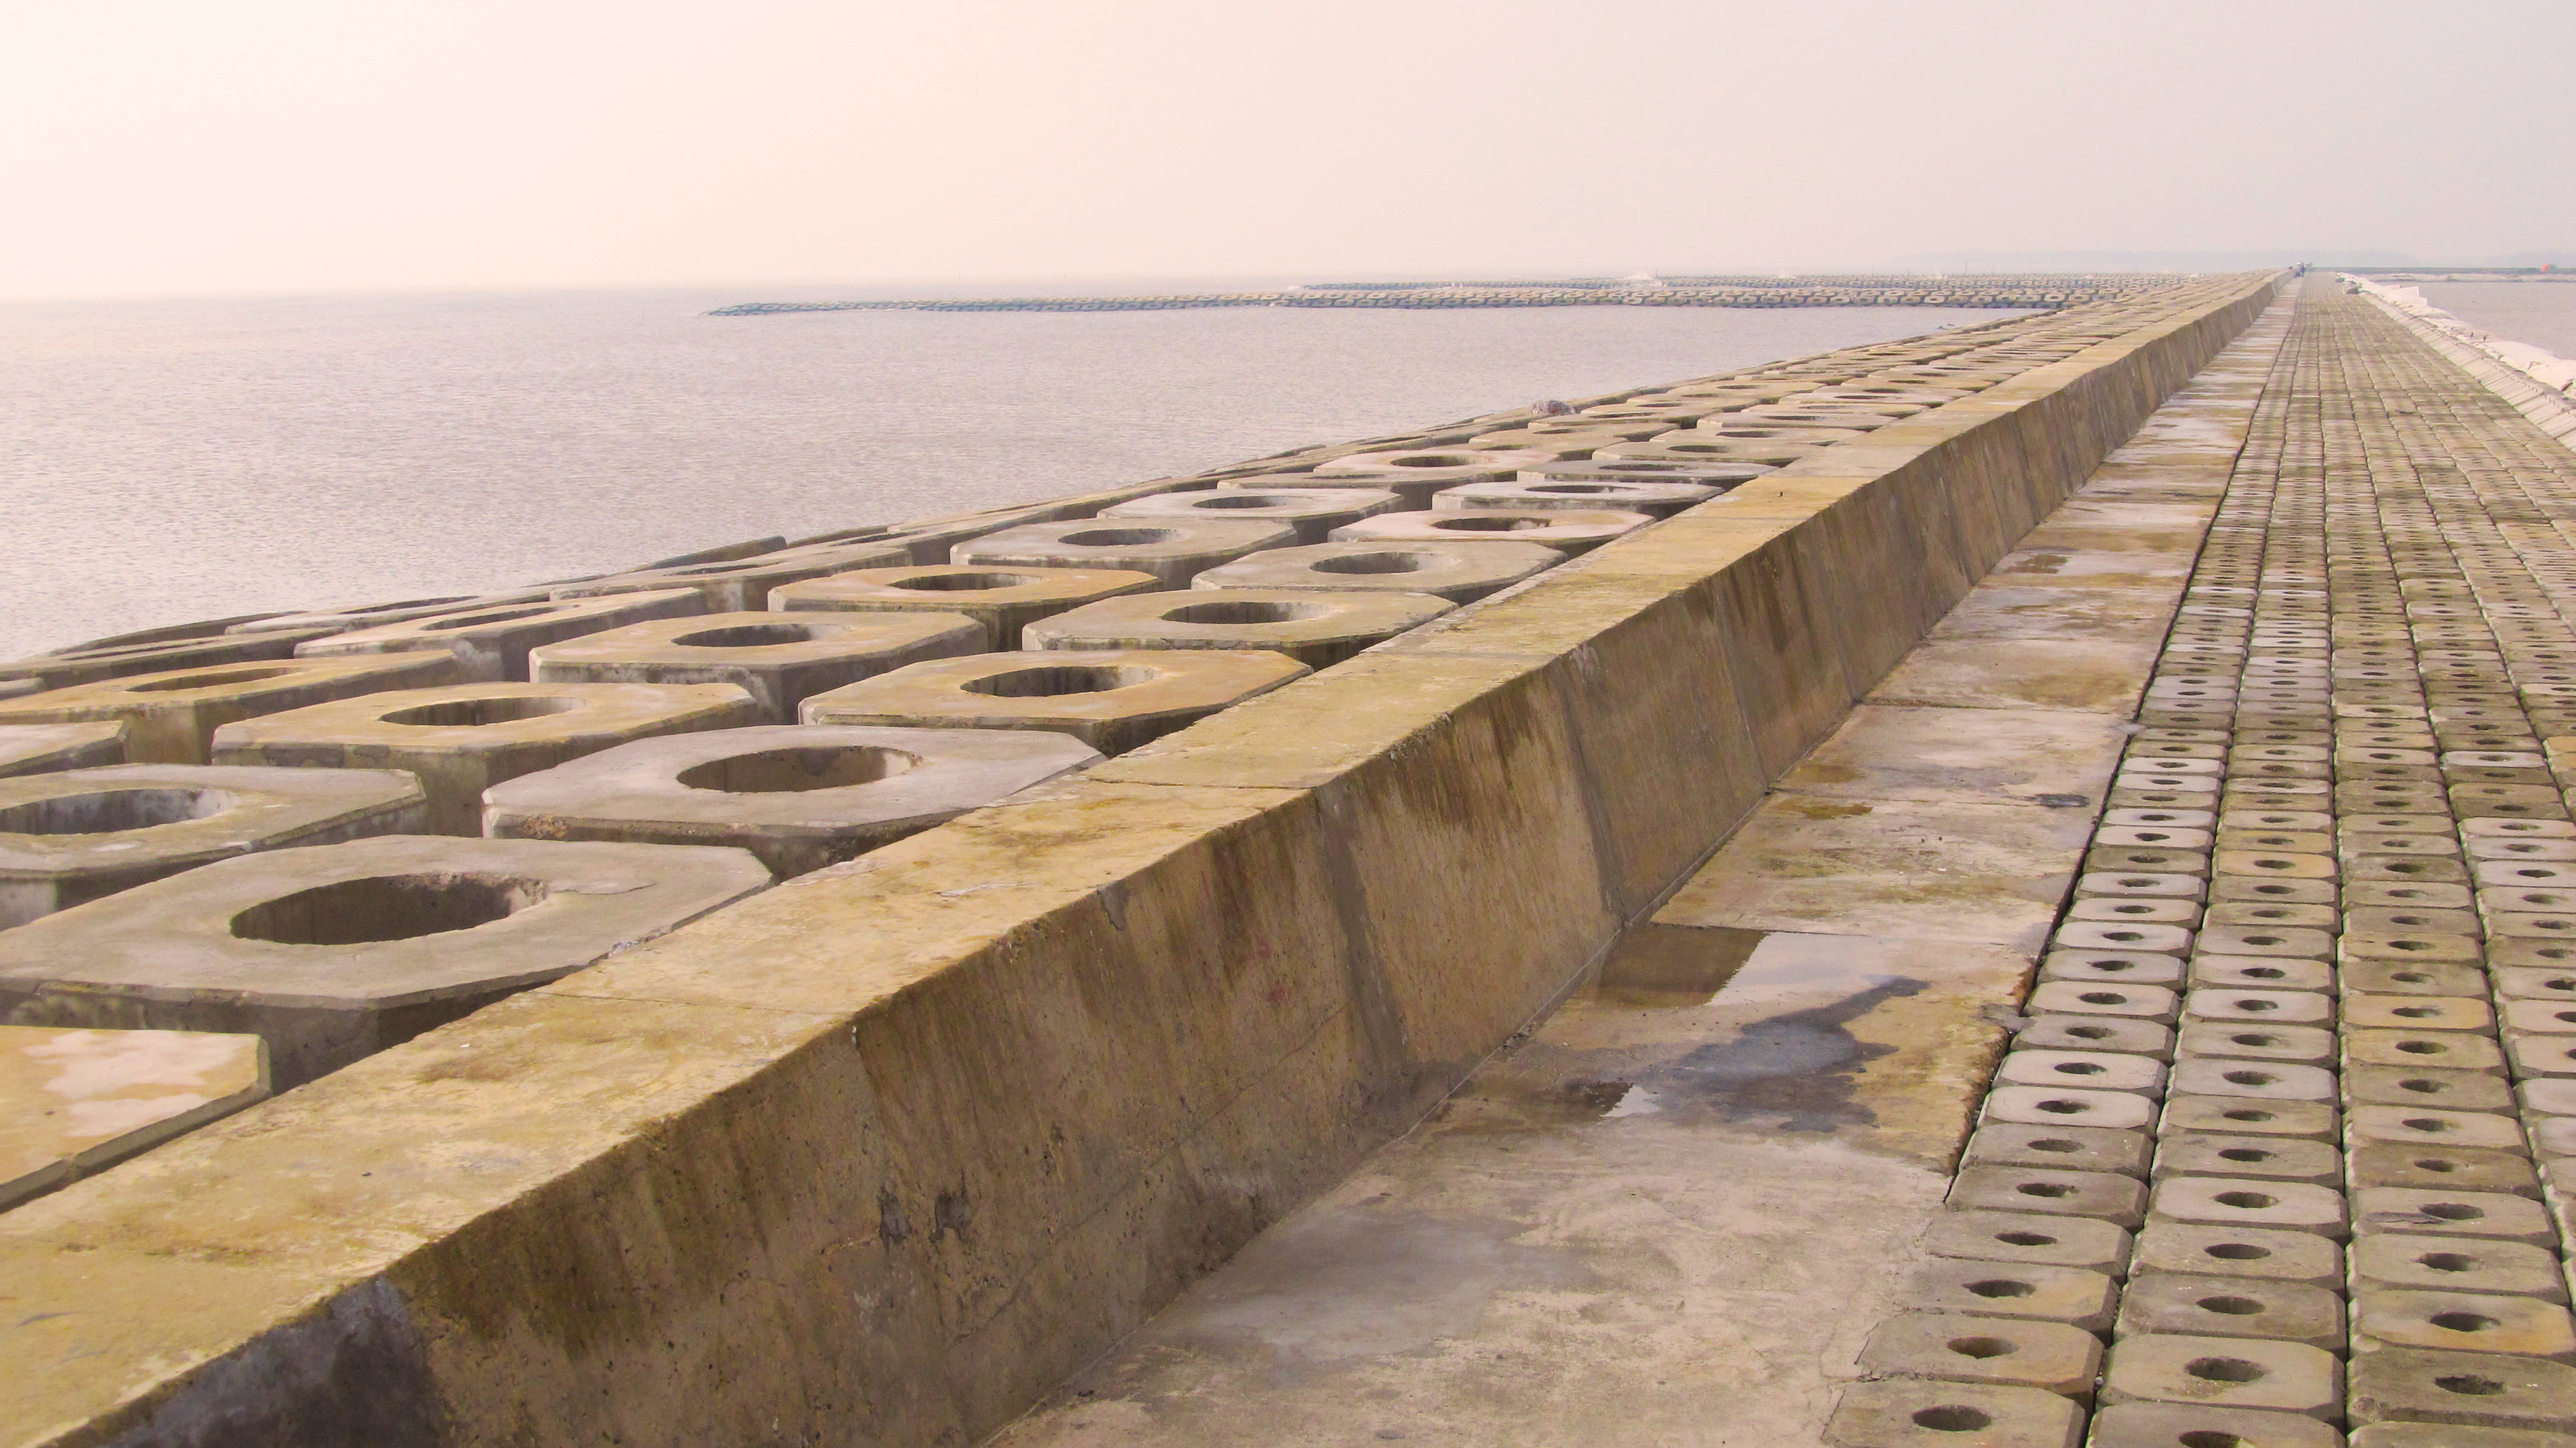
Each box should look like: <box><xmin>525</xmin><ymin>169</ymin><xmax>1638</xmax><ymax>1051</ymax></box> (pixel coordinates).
<box><xmin>2221</xmin><ymin>1109</ymin><xmax>2275</xmax><ymax>1124</ymax></box>
<box><xmin>1385</xmin><ymin>454</ymin><xmax>1475</xmax><ymax>469</ymax></box>
<box><xmin>961</xmin><ymin>665</ymin><xmax>1153</xmax><ymax>698</ymax></box>
<box><xmin>2065</xmin><ymin>1026</ymin><xmax>2112</xmax><ymax>1040</ymax></box>
<box><xmin>671</xmin><ymin>624</ymin><xmax>825</xmax><ymax>649</ymax></box>
<box><xmin>2423</xmin><ymin>1201</ymin><xmax>2483</xmax><ymax>1221</ymax></box>
<box><xmin>2438</xmin><ymin>1374</ymin><xmax>2508</xmax><ymax>1396</ymax></box>
<box><xmin>2186</xmin><ymin>1357</ymin><xmax>2268</xmax><ymax>1384</ymax></box>
<box><xmin>381</xmin><ymin>697</ymin><xmax>584</xmax><ymax>728</ymax></box>
<box><xmin>2218</xmin><ymin>1148</ymin><xmax>2275</xmax><ymax>1164</ymax></box>
<box><xmin>2196</xmin><ymin>1295</ymin><xmax>2267</xmax><ymax>1316</ymax></box>
<box><xmin>1159</xmin><ymin>601</ymin><xmax>1329</xmax><ymax>626</ymax></box>
<box><xmin>2420</xmin><ymin>1252</ymin><xmax>2479</xmax><ymax>1272</ymax></box>
<box><xmin>1996</xmin><ymin>1230</ymin><xmax>2058</xmax><ymax>1247</ymax></box>
<box><xmin>2213</xmin><ymin>1191</ymin><xmax>2277</xmax><ymax>1209</ymax></box>
<box><xmin>1057</xmin><ymin>528</ymin><xmax>1179</xmax><ymax>548</ymax></box>
<box><xmin>2052</xmin><ymin>1062</ymin><xmax>2107</xmax><ymax>1076</ymax></box>
<box><xmin>1311</xmin><ymin>552</ymin><xmax>1432</xmax><ymax>576</ymax></box>
<box><xmin>2222</xmin><ymin>1070</ymin><xmax>2279</xmax><ymax>1087</ymax></box>
<box><xmin>1966</xmin><ymin>1279</ymin><xmax>2036</xmax><ymax>1299</ymax></box>
<box><xmin>2029</xmin><ymin>1138</ymin><xmax>2082</xmax><ymax>1154</ymax></box>
<box><xmin>0</xmin><ymin>788</ymin><xmax>227</xmax><ymax>834</ymax></box>
<box><xmin>2206</xmin><ymin>1242</ymin><xmax>2272</xmax><ymax>1261</ymax></box>
<box><xmin>2433</xmin><ymin>1311</ymin><xmax>2502</xmax><ymax>1333</ymax></box>
<box><xmin>1189</xmin><ymin>495</ymin><xmax>1293</xmax><ymax>509</ymax></box>
<box><xmin>1911</xmin><ymin>1406</ymin><xmax>1994</xmax><ymax>1432</ymax></box>
<box><xmin>230</xmin><ymin>874</ymin><xmax>548</xmax><ymax>946</ymax></box>
<box><xmin>889</xmin><ymin>573</ymin><xmax>1045</xmax><ymax>592</ymax></box>
<box><xmin>676</xmin><ymin>747</ymin><xmax>923</xmax><ymax>794</ymax></box>
<box><xmin>1425</xmin><ymin>516</ymin><xmax>1546</xmax><ymax>533</ymax></box>
<box><xmin>127</xmin><ymin>667</ymin><xmax>299</xmax><ymax>694</ymax></box>
<box><xmin>1944</xmin><ymin>1336</ymin><xmax>2017</xmax><ymax>1360</ymax></box>
<box><xmin>2179</xmin><ymin>1434</ymin><xmax>2247</xmax><ymax>1448</ymax></box>
<box><xmin>2016</xmin><ymin>1181</ymin><xmax>2075</xmax><ymax>1197</ymax></box>
<box><xmin>1525</xmin><ymin>484</ymin><xmax>1618</xmax><ymax>494</ymax></box>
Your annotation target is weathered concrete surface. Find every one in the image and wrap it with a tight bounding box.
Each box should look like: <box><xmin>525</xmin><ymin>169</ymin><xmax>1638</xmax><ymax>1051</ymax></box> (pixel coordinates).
<box><xmin>989</xmin><ymin>290</ymin><xmax>2293</xmax><ymax>1448</ymax></box>
<box><xmin>0</xmin><ymin>765</ymin><xmax>428</xmax><ymax>926</ymax></box>
<box><xmin>800</xmin><ymin>648</ymin><xmax>1311</xmax><ymax>754</ymax></box>
<box><xmin>0</xmin><ymin>651</ymin><xmax>462</xmax><ymax>765</ymax></box>
<box><xmin>1191</xmin><ymin>539</ymin><xmax>1562</xmax><ymax>602</ymax></box>
<box><xmin>1101</xmin><ymin>487</ymin><xmax>1407</xmax><ymax>542</ymax></box>
<box><xmin>0</xmin><ymin>278</ymin><xmax>2283</xmax><ymax>1448</ymax></box>
<box><xmin>953</xmin><ymin>519</ymin><xmax>1296</xmax><ymax>586</ymax></box>
<box><xmin>0</xmin><ymin>629</ymin><xmax>340</xmax><ymax>694</ymax></box>
<box><xmin>294</xmin><ymin>590</ymin><xmax>709</xmax><ymax>683</ymax></box>
<box><xmin>1019</xmin><ymin>588</ymin><xmax>1454</xmax><ymax>667</ymax></box>
<box><xmin>1326</xmin><ymin>506</ymin><xmax>1654</xmax><ymax>553</ymax></box>
<box><xmin>0</xmin><ymin>723</ymin><xmax>126</xmax><ymax>779</ymax></box>
<box><xmin>771</xmin><ymin>564</ymin><xmax>1164</xmax><ymax>649</ymax></box>
<box><xmin>483</xmin><ymin>723</ymin><xmax>1100</xmax><ymax>876</ymax></box>
<box><xmin>0</xmin><ymin>1025</ymin><xmax>268</xmax><ymax>1210</ymax></box>
<box><xmin>0</xmin><ymin>835</ymin><xmax>771</xmax><ymax>1087</ymax></box>
<box><xmin>526</xmin><ymin>609</ymin><xmax>986</xmax><ymax>723</ymax></box>
<box><xmin>210</xmin><ymin>681</ymin><xmax>761</xmax><ymax>834</ymax></box>
<box><xmin>549</xmin><ymin>539</ymin><xmax>914</xmax><ymax>613</ymax></box>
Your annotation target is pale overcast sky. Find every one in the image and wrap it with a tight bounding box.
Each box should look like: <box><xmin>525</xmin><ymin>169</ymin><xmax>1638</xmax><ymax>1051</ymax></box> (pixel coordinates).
<box><xmin>3</xmin><ymin>0</ymin><xmax>2569</xmax><ymax>299</ymax></box>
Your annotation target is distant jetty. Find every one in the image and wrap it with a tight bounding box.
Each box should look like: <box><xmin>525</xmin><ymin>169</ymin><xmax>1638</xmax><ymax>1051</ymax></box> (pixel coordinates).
<box><xmin>706</xmin><ymin>274</ymin><xmax>2176</xmax><ymax>317</ymax></box>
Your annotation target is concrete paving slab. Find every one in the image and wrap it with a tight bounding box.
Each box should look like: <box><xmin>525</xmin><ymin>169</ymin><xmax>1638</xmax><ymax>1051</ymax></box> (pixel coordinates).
<box><xmin>1777</xmin><ymin>705</ymin><xmax>2126</xmax><ymax>810</ymax></box>
<box><xmin>1868</xmin><ymin>638</ymin><xmax>2164</xmax><ymax>714</ymax></box>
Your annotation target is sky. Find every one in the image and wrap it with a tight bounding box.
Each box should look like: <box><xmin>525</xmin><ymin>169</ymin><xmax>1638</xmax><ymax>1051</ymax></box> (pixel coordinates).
<box><xmin>3</xmin><ymin>0</ymin><xmax>2570</xmax><ymax>300</ymax></box>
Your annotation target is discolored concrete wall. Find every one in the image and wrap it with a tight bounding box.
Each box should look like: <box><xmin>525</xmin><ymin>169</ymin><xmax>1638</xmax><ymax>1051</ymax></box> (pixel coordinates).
<box><xmin>1</xmin><ymin>274</ymin><xmax>2280</xmax><ymax>1448</ymax></box>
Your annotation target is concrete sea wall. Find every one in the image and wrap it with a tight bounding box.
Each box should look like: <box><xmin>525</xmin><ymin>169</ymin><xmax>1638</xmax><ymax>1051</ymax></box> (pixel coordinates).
<box><xmin>3</xmin><ymin>274</ymin><xmax>2278</xmax><ymax>1447</ymax></box>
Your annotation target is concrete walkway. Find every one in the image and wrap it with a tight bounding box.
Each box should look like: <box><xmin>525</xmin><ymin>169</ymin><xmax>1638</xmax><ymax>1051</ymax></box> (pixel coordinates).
<box><xmin>990</xmin><ymin>303</ymin><xmax>2304</xmax><ymax>1447</ymax></box>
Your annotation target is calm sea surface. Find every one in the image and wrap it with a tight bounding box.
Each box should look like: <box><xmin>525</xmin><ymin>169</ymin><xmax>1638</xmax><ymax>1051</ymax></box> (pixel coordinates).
<box><xmin>2420</xmin><ymin>281</ymin><xmax>2576</xmax><ymax>359</ymax></box>
<box><xmin>0</xmin><ymin>284</ymin><xmax>2019</xmax><ymax>658</ymax></box>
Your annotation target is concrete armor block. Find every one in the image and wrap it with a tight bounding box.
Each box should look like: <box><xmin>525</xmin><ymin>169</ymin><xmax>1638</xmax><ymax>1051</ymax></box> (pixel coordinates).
<box><xmin>1</xmin><ymin>1024</ymin><xmax>268</xmax><ymax>1210</ymax></box>
<box><xmin>0</xmin><ymin>835</ymin><xmax>770</xmax><ymax>1087</ymax></box>
<box><xmin>0</xmin><ymin>722</ymin><xmax>126</xmax><ymax>779</ymax></box>
<box><xmin>528</xmin><ymin>610</ymin><xmax>985</xmax><ymax>723</ymax></box>
<box><xmin>0</xmin><ymin>627</ymin><xmax>341</xmax><ymax>694</ymax></box>
<box><xmin>1191</xmin><ymin>540</ymin><xmax>1561</xmax><ymax>604</ymax></box>
<box><xmin>226</xmin><ymin>589</ymin><xmax>556</xmax><ymax>636</ymax></box>
<box><xmin>770</xmin><ymin>565</ymin><xmax>1162</xmax><ymax>649</ymax></box>
<box><xmin>1307</xmin><ymin>448</ymin><xmax>1564</xmax><ymax>505</ymax></box>
<box><xmin>1326</xmin><ymin>507</ymin><xmax>1653</xmax><ymax>555</ymax></box>
<box><xmin>952</xmin><ymin>519</ymin><xmax>1296</xmax><ymax>587</ymax></box>
<box><xmin>800</xmin><ymin>648</ymin><xmax>1309</xmax><ymax>754</ymax></box>
<box><xmin>294</xmin><ymin>589</ymin><xmax>708</xmax><ymax>682</ymax></box>
<box><xmin>484</xmin><ymin>724</ymin><xmax>1099</xmax><ymax>876</ymax></box>
<box><xmin>1101</xmin><ymin>487</ymin><xmax>1408</xmax><ymax>540</ymax></box>
<box><xmin>0</xmin><ymin>764</ymin><xmax>427</xmax><ymax>926</ymax></box>
<box><xmin>1435</xmin><ymin>477</ymin><xmax>1725</xmax><ymax>516</ymax></box>
<box><xmin>1021</xmin><ymin>588</ymin><xmax>1453</xmax><ymax>667</ymax></box>
<box><xmin>0</xmin><ymin>651</ymin><xmax>461</xmax><ymax>763</ymax></box>
<box><xmin>549</xmin><ymin>540</ymin><xmax>914</xmax><ymax>613</ymax></box>
<box><xmin>211</xmin><ymin>681</ymin><xmax>760</xmax><ymax>834</ymax></box>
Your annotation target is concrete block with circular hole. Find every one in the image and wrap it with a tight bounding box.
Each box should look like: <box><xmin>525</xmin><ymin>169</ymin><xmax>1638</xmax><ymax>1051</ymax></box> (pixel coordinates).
<box><xmin>2088</xmin><ymin>1404</ymin><xmax>2343</xmax><ymax>1448</ymax></box>
<box><xmin>1824</xmin><ymin>1380</ymin><xmax>2082</xmax><ymax>1448</ymax></box>
<box><xmin>1855</xmin><ymin>1312</ymin><xmax>2103</xmax><ymax>1400</ymax></box>
<box><xmin>0</xmin><ymin>765</ymin><xmax>428</xmax><ymax>927</ymax></box>
<box><xmin>549</xmin><ymin>540</ymin><xmax>913</xmax><ymax>613</ymax></box>
<box><xmin>2347</xmin><ymin>1347</ymin><xmax>2576</xmax><ymax>1431</ymax></box>
<box><xmin>526</xmin><ymin>610</ymin><xmax>985</xmax><ymax>724</ymax></box>
<box><xmin>0</xmin><ymin>628</ymin><xmax>343</xmax><ymax>694</ymax></box>
<box><xmin>1190</xmin><ymin>540</ymin><xmax>1560</xmax><ymax>605</ymax></box>
<box><xmin>211</xmin><ymin>681</ymin><xmax>760</xmax><ymax>835</ymax></box>
<box><xmin>482</xmin><ymin>724</ymin><xmax>1099</xmax><ymax>877</ymax></box>
<box><xmin>0</xmin><ymin>651</ymin><xmax>463</xmax><ymax>765</ymax></box>
<box><xmin>951</xmin><ymin>520</ymin><xmax>1294</xmax><ymax>587</ymax></box>
<box><xmin>1517</xmin><ymin>457</ymin><xmax>1776</xmax><ymax>493</ymax></box>
<box><xmin>1434</xmin><ymin>479</ymin><xmax>1723</xmax><ymax>517</ymax></box>
<box><xmin>1019</xmin><ymin>589</ymin><xmax>1453</xmax><ymax>668</ymax></box>
<box><xmin>798</xmin><ymin>649</ymin><xmax>1308</xmax><ymax>756</ymax></box>
<box><xmin>1100</xmin><ymin>487</ymin><xmax>1408</xmax><ymax>542</ymax></box>
<box><xmin>1306</xmin><ymin>448</ymin><xmax>1563</xmax><ymax>506</ymax></box>
<box><xmin>0</xmin><ymin>835</ymin><xmax>770</xmax><ymax>1087</ymax></box>
<box><xmin>1325</xmin><ymin>508</ymin><xmax>1653</xmax><ymax>555</ymax></box>
<box><xmin>1</xmin><ymin>1024</ymin><xmax>269</xmax><ymax>1210</ymax></box>
<box><xmin>2099</xmin><ymin>1333</ymin><xmax>2342</xmax><ymax>1419</ymax></box>
<box><xmin>1596</xmin><ymin>430</ymin><xmax>1848</xmax><ymax>469</ymax></box>
<box><xmin>770</xmin><ymin>565</ymin><xmax>1162</xmax><ymax>650</ymax></box>
<box><xmin>296</xmin><ymin>589</ymin><xmax>708</xmax><ymax>683</ymax></box>
<box><xmin>0</xmin><ymin>722</ymin><xmax>126</xmax><ymax>779</ymax></box>
<box><xmin>227</xmin><ymin>589</ymin><xmax>555</xmax><ymax>638</ymax></box>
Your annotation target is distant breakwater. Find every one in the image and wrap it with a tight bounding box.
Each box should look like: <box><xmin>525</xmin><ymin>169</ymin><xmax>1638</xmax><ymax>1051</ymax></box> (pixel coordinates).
<box><xmin>706</xmin><ymin>274</ymin><xmax>2175</xmax><ymax>317</ymax></box>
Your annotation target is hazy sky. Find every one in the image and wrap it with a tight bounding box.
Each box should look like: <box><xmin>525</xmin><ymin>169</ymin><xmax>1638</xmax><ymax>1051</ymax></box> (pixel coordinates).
<box><xmin>4</xmin><ymin>0</ymin><xmax>2569</xmax><ymax>300</ymax></box>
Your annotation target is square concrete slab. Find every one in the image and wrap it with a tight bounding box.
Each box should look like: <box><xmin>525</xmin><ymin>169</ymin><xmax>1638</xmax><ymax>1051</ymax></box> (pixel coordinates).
<box><xmin>1654</xmin><ymin>795</ymin><xmax>2098</xmax><ymax>950</ymax></box>
<box><xmin>0</xmin><ymin>1024</ymin><xmax>268</xmax><ymax>1210</ymax></box>
<box><xmin>0</xmin><ymin>835</ymin><xmax>771</xmax><ymax>1087</ymax></box>
<box><xmin>1777</xmin><ymin>705</ymin><xmax>2125</xmax><ymax>810</ymax></box>
<box><xmin>1869</xmin><ymin>638</ymin><xmax>2164</xmax><ymax>714</ymax></box>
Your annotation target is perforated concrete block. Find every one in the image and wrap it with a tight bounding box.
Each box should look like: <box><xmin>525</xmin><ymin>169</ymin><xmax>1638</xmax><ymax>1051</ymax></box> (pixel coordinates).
<box><xmin>2150</xmin><ymin>1178</ymin><xmax>2348</xmax><ymax>1238</ymax></box>
<box><xmin>2354</xmin><ymin>1235</ymin><xmax>2570</xmax><ymax>1302</ymax></box>
<box><xmin>770</xmin><ymin>565</ymin><xmax>1164</xmax><ymax>649</ymax></box>
<box><xmin>0</xmin><ymin>765</ymin><xmax>428</xmax><ymax>927</ymax></box>
<box><xmin>0</xmin><ymin>651</ymin><xmax>463</xmax><ymax>763</ymax></box>
<box><xmin>2351</xmin><ymin>1424</ymin><xmax>2576</xmax><ymax>1448</ymax></box>
<box><xmin>799</xmin><ymin>649</ymin><xmax>1309</xmax><ymax>756</ymax></box>
<box><xmin>2352</xmin><ymin>1189</ymin><xmax>2555</xmax><ymax>1247</ymax></box>
<box><xmin>2114</xmin><ymin>1273</ymin><xmax>2345</xmax><ymax>1351</ymax></box>
<box><xmin>1924</xmin><ymin>1210</ymin><xmax>2134</xmax><ymax>1274</ymax></box>
<box><xmin>1857</xmin><ymin>1312</ymin><xmax>2103</xmax><ymax>1400</ymax></box>
<box><xmin>1020</xmin><ymin>588</ymin><xmax>1454</xmax><ymax>668</ymax></box>
<box><xmin>0</xmin><ymin>1024</ymin><xmax>267</xmax><ymax>1210</ymax></box>
<box><xmin>211</xmin><ymin>681</ymin><xmax>760</xmax><ymax>834</ymax></box>
<box><xmin>1436</xmin><ymin>477</ymin><xmax>1723</xmax><ymax>517</ymax></box>
<box><xmin>0</xmin><ymin>723</ymin><xmax>126</xmax><ymax>779</ymax></box>
<box><xmin>296</xmin><ymin>589</ymin><xmax>709</xmax><ymax>683</ymax></box>
<box><xmin>952</xmin><ymin>519</ymin><xmax>1296</xmax><ymax>586</ymax></box>
<box><xmin>1903</xmin><ymin>1258</ymin><xmax>2118</xmax><ymax>1332</ymax></box>
<box><xmin>1949</xmin><ymin>1165</ymin><xmax>2148</xmax><ymax>1225</ymax></box>
<box><xmin>1190</xmin><ymin>540</ymin><xmax>1561</xmax><ymax>605</ymax></box>
<box><xmin>484</xmin><ymin>725</ymin><xmax>1099</xmax><ymax>878</ymax></box>
<box><xmin>2087</xmin><ymin>1403</ymin><xmax>2342</xmax><ymax>1448</ymax></box>
<box><xmin>2099</xmin><ymin>1334</ymin><xmax>2342</xmax><ymax>1420</ymax></box>
<box><xmin>0</xmin><ymin>835</ymin><xmax>770</xmax><ymax>1087</ymax></box>
<box><xmin>1325</xmin><ymin>508</ymin><xmax>1654</xmax><ymax>555</ymax></box>
<box><xmin>0</xmin><ymin>628</ymin><xmax>339</xmax><ymax>693</ymax></box>
<box><xmin>2347</xmin><ymin>1348</ymin><xmax>2576</xmax><ymax>1429</ymax></box>
<box><xmin>1308</xmin><ymin>447</ymin><xmax>1564</xmax><ymax>505</ymax></box>
<box><xmin>1101</xmin><ymin>486</ymin><xmax>1407</xmax><ymax>541</ymax></box>
<box><xmin>549</xmin><ymin>540</ymin><xmax>913</xmax><ymax>611</ymax></box>
<box><xmin>527</xmin><ymin>609</ymin><xmax>985</xmax><ymax>723</ymax></box>
<box><xmin>2354</xmin><ymin>1291</ymin><xmax>2576</xmax><ymax>1362</ymax></box>
<box><xmin>2133</xmin><ymin>1222</ymin><xmax>2344</xmax><ymax>1289</ymax></box>
<box><xmin>1825</xmin><ymin>1380</ymin><xmax>2083</xmax><ymax>1448</ymax></box>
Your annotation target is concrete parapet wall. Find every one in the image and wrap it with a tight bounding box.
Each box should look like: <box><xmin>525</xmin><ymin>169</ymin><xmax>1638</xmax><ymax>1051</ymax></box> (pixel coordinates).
<box><xmin>1</xmin><ymin>276</ymin><xmax>2279</xmax><ymax>1448</ymax></box>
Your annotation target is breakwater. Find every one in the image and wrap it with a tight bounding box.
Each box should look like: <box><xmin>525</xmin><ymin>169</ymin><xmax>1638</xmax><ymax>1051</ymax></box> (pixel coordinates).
<box><xmin>1</xmin><ymin>272</ymin><xmax>2280</xmax><ymax>1446</ymax></box>
<box><xmin>709</xmin><ymin>273</ymin><xmax>2177</xmax><ymax>316</ymax></box>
